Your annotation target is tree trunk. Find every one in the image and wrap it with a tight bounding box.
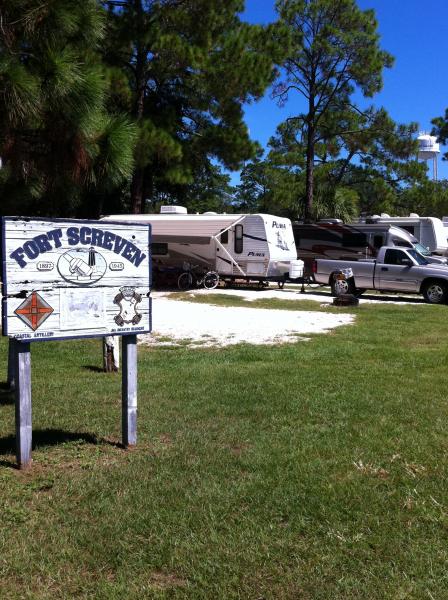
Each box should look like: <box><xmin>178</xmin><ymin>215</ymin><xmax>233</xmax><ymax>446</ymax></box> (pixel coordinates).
<box><xmin>130</xmin><ymin>168</ymin><xmax>144</xmax><ymax>214</ymax></box>
<box><xmin>305</xmin><ymin>125</ymin><xmax>315</xmax><ymax>223</ymax></box>
<box><xmin>130</xmin><ymin>0</ymin><xmax>146</xmax><ymax>215</ymax></box>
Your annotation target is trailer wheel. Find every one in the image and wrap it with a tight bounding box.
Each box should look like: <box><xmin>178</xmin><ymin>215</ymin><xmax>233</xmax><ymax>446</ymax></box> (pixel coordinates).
<box><xmin>331</xmin><ymin>274</ymin><xmax>355</xmax><ymax>297</ymax></box>
<box><xmin>422</xmin><ymin>280</ymin><xmax>448</xmax><ymax>304</ymax></box>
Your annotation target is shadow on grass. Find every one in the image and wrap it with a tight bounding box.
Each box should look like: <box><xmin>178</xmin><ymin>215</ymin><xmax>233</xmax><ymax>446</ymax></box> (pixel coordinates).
<box><xmin>83</xmin><ymin>365</ymin><xmax>107</xmax><ymax>373</ymax></box>
<box><xmin>0</xmin><ymin>429</ymin><xmax>122</xmax><ymax>459</ymax></box>
<box><xmin>298</xmin><ymin>289</ymin><xmax>426</xmax><ymax>304</ymax></box>
<box><xmin>83</xmin><ymin>365</ymin><xmax>121</xmax><ymax>374</ymax></box>
<box><xmin>0</xmin><ymin>382</ymin><xmax>14</xmax><ymax>406</ymax></box>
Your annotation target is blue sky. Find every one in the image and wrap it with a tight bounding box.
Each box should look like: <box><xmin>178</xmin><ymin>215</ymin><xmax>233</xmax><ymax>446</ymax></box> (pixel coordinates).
<box><xmin>235</xmin><ymin>0</ymin><xmax>448</xmax><ymax>184</ymax></box>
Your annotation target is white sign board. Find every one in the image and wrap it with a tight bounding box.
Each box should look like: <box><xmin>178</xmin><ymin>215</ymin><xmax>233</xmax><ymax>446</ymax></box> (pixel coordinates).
<box><xmin>1</xmin><ymin>217</ymin><xmax>151</xmax><ymax>341</ymax></box>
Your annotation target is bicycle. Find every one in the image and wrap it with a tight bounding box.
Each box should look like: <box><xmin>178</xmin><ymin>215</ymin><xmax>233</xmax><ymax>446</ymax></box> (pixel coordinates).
<box><xmin>177</xmin><ymin>265</ymin><xmax>219</xmax><ymax>291</ymax></box>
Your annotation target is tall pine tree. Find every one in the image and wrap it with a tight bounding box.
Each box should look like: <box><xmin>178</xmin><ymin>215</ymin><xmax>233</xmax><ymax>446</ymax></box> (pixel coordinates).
<box><xmin>101</xmin><ymin>0</ymin><xmax>287</xmax><ymax>213</ymax></box>
<box><xmin>0</xmin><ymin>0</ymin><xmax>136</xmax><ymax>216</ymax></box>
<box><xmin>274</xmin><ymin>0</ymin><xmax>394</xmax><ymax>220</ymax></box>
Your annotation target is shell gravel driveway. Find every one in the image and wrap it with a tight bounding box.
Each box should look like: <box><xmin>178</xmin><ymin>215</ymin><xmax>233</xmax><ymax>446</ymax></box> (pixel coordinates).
<box><xmin>141</xmin><ymin>293</ymin><xmax>354</xmax><ymax>348</ymax></box>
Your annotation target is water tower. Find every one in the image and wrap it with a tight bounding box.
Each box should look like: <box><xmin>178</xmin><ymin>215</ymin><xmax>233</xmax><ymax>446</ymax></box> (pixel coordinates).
<box><xmin>417</xmin><ymin>132</ymin><xmax>440</xmax><ymax>180</ymax></box>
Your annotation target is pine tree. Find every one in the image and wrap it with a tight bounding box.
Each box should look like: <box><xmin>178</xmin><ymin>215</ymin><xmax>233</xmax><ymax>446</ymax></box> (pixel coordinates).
<box><xmin>234</xmin><ymin>106</ymin><xmax>425</xmax><ymax>221</ymax></box>
<box><xmin>101</xmin><ymin>0</ymin><xmax>287</xmax><ymax>213</ymax></box>
<box><xmin>274</xmin><ymin>0</ymin><xmax>394</xmax><ymax>220</ymax></box>
<box><xmin>432</xmin><ymin>109</ymin><xmax>448</xmax><ymax>161</ymax></box>
<box><xmin>0</xmin><ymin>0</ymin><xmax>136</xmax><ymax>216</ymax></box>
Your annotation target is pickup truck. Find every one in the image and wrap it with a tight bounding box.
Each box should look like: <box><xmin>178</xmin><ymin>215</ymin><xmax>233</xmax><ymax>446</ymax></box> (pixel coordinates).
<box><xmin>313</xmin><ymin>246</ymin><xmax>448</xmax><ymax>304</ymax></box>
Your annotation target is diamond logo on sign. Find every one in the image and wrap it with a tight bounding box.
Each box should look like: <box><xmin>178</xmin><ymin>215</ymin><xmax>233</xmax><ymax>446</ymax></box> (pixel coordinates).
<box><xmin>14</xmin><ymin>292</ymin><xmax>54</xmax><ymax>330</ymax></box>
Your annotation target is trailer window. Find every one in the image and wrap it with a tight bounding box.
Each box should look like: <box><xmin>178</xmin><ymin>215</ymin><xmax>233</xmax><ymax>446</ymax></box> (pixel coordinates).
<box><xmin>234</xmin><ymin>224</ymin><xmax>243</xmax><ymax>254</ymax></box>
<box><xmin>294</xmin><ymin>226</ymin><xmax>339</xmax><ymax>243</ymax></box>
<box><xmin>373</xmin><ymin>235</ymin><xmax>384</xmax><ymax>249</ymax></box>
<box><xmin>220</xmin><ymin>229</ymin><xmax>228</xmax><ymax>244</ymax></box>
<box><xmin>152</xmin><ymin>243</ymin><xmax>168</xmax><ymax>256</ymax></box>
<box><xmin>342</xmin><ymin>233</ymin><xmax>367</xmax><ymax>247</ymax></box>
<box><xmin>393</xmin><ymin>238</ymin><xmax>412</xmax><ymax>248</ymax></box>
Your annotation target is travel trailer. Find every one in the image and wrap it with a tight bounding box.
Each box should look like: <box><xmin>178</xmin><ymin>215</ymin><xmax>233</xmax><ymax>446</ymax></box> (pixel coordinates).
<box><xmin>102</xmin><ymin>207</ymin><xmax>304</xmax><ymax>284</ymax></box>
<box><xmin>364</xmin><ymin>214</ymin><xmax>448</xmax><ymax>256</ymax></box>
<box><xmin>292</xmin><ymin>220</ymin><xmax>447</xmax><ymax>277</ymax></box>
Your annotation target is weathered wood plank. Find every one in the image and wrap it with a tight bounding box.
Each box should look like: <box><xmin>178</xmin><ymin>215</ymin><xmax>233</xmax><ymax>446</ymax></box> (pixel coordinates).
<box><xmin>15</xmin><ymin>342</ymin><xmax>32</xmax><ymax>468</ymax></box>
<box><xmin>122</xmin><ymin>335</ymin><xmax>137</xmax><ymax>447</ymax></box>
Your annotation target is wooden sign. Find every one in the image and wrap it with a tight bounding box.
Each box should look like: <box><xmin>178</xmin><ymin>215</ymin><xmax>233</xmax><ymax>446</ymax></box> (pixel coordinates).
<box><xmin>1</xmin><ymin>217</ymin><xmax>152</xmax><ymax>469</ymax></box>
<box><xmin>2</xmin><ymin>217</ymin><xmax>152</xmax><ymax>340</ymax></box>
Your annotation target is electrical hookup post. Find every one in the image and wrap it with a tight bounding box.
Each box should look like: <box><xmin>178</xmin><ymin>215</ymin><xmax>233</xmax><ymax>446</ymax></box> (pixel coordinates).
<box><xmin>1</xmin><ymin>217</ymin><xmax>152</xmax><ymax>468</ymax></box>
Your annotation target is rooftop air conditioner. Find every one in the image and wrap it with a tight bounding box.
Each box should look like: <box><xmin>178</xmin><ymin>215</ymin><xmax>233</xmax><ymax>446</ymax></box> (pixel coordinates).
<box><xmin>160</xmin><ymin>206</ymin><xmax>188</xmax><ymax>215</ymax></box>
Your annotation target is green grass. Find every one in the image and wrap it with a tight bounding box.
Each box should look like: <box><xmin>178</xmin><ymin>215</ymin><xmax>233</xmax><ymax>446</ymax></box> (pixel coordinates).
<box><xmin>1</xmin><ymin>301</ymin><xmax>448</xmax><ymax>599</ymax></box>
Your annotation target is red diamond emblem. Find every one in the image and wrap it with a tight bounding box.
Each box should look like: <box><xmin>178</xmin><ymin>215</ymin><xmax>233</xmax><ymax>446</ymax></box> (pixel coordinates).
<box><xmin>14</xmin><ymin>292</ymin><xmax>54</xmax><ymax>331</ymax></box>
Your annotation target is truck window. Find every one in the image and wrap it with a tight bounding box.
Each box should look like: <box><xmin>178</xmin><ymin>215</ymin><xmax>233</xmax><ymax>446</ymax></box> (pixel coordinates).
<box><xmin>407</xmin><ymin>248</ymin><xmax>428</xmax><ymax>265</ymax></box>
<box><xmin>384</xmin><ymin>249</ymin><xmax>411</xmax><ymax>265</ymax></box>
<box><xmin>234</xmin><ymin>224</ymin><xmax>243</xmax><ymax>254</ymax></box>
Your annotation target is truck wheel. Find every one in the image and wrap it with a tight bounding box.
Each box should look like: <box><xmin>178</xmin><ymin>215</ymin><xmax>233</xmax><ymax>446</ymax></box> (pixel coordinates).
<box><xmin>422</xmin><ymin>281</ymin><xmax>448</xmax><ymax>304</ymax></box>
<box><xmin>331</xmin><ymin>275</ymin><xmax>355</xmax><ymax>297</ymax></box>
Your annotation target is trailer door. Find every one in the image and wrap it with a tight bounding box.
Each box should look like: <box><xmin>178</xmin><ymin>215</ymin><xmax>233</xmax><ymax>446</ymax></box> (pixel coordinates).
<box><xmin>215</xmin><ymin>228</ymin><xmax>233</xmax><ymax>274</ymax></box>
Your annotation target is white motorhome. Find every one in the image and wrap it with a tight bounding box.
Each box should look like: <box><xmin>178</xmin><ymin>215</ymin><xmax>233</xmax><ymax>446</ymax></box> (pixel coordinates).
<box><xmin>364</xmin><ymin>214</ymin><xmax>448</xmax><ymax>256</ymax></box>
<box><xmin>102</xmin><ymin>207</ymin><xmax>303</xmax><ymax>283</ymax></box>
<box><xmin>441</xmin><ymin>217</ymin><xmax>448</xmax><ymax>246</ymax></box>
<box><xmin>292</xmin><ymin>220</ymin><xmax>448</xmax><ymax>277</ymax></box>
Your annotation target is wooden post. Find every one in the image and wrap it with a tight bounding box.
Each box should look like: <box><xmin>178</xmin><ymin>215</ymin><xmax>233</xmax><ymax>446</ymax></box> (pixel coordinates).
<box><xmin>15</xmin><ymin>341</ymin><xmax>32</xmax><ymax>468</ymax></box>
<box><xmin>122</xmin><ymin>335</ymin><xmax>137</xmax><ymax>447</ymax></box>
<box><xmin>7</xmin><ymin>338</ymin><xmax>16</xmax><ymax>390</ymax></box>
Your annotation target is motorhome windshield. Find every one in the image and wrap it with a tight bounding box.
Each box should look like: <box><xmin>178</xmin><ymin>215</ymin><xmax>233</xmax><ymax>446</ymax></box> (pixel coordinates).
<box><xmin>413</xmin><ymin>242</ymin><xmax>431</xmax><ymax>257</ymax></box>
<box><xmin>408</xmin><ymin>248</ymin><xmax>429</xmax><ymax>265</ymax></box>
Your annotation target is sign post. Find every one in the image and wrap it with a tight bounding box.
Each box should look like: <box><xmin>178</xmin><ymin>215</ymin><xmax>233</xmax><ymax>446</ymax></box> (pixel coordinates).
<box><xmin>122</xmin><ymin>334</ymin><xmax>137</xmax><ymax>446</ymax></box>
<box><xmin>15</xmin><ymin>341</ymin><xmax>32</xmax><ymax>466</ymax></box>
<box><xmin>2</xmin><ymin>217</ymin><xmax>151</xmax><ymax>468</ymax></box>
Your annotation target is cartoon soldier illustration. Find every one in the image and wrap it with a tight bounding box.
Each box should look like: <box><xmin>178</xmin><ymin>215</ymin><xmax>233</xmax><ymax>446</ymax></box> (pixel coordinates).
<box><xmin>114</xmin><ymin>286</ymin><xmax>142</xmax><ymax>326</ymax></box>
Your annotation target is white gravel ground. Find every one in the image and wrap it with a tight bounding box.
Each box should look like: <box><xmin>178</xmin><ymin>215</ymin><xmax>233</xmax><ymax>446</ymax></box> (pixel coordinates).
<box><xmin>141</xmin><ymin>290</ymin><xmax>354</xmax><ymax>348</ymax></box>
<box><xmin>142</xmin><ymin>282</ymin><xmax>431</xmax><ymax>348</ymax></box>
